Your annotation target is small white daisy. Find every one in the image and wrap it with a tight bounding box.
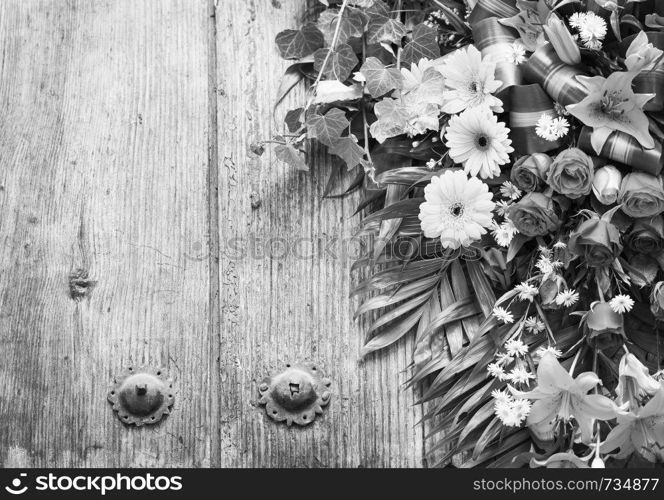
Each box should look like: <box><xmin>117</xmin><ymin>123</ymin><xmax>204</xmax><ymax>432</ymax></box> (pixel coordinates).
<box><xmin>496</xmin><ymin>352</ymin><xmax>515</xmax><ymax>366</ymax></box>
<box><xmin>511</xmin><ymin>398</ymin><xmax>532</xmax><ymax>421</ymax></box>
<box><xmin>524</xmin><ymin>316</ymin><xmax>546</xmax><ymax>334</ymax></box>
<box><xmin>500</xmin><ymin>181</ymin><xmax>522</xmax><ymax>200</ymax></box>
<box><xmin>491</xmin><ymin>221</ymin><xmax>514</xmax><ymax>247</ymax></box>
<box><xmin>493</xmin><ymin>306</ymin><xmax>514</xmax><ymax>324</ymax></box>
<box><xmin>535</xmin><ymin>113</ymin><xmax>556</xmax><ymax>141</ymax></box>
<box><xmin>553</xmin><ymin>241</ymin><xmax>567</xmax><ymax>249</ymax></box>
<box><xmin>569</xmin><ymin>13</ymin><xmax>584</xmax><ymax>30</ymax></box>
<box><xmin>555</xmin><ymin>289</ymin><xmax>579</xmax><ymax>307</ymax></box>
<box><xmin>495</xmin><ymin>200</ymin><xmax>511</xmax><ymax>216</ymax></box>
<box><xmin>536</xmin><ymin>345</ymin><xmax>562</xmax><ymax>359</ymax></box>
<box><xmin>505</xmin><ymin>339</ymin><xmax>529</xmax><ymax>357</ymax></box>
<box><xmin>609</xmin><ymin>294</ymin><xmax>634</xmax><ymax>314</ymax></box>
<box><xmin>535</xmin><ymin>255</ymin><xmax>554</xmax><ymax>275</ymax></box>
<box><xmin>494</xmin><ymin>400</ymin><xmax>515</xmax><ymax>425</ymax></box>
<box><xmin>515</xmin><ymin>282</ymin><xmax>538</xmax><ymax>302</ymax></box>
<box><xmin>425</xmin><ymin>158</ymin><xmax>438</xmax><ymax>170</ymax></box>
<box><xmin>508</xmin><ymin>366</ymin><xmax>535</xmax><ymax>384</ymax></box>
<box><xmin>491</xmin><ymin>389</ymin><xmax>513</xmax><ymax>405</ymax></box>
<box><xmin>488</xmin><ymin>362</ymin><xmax>507</xmax><ymax>380</ymax></box>
<box><xmin>551</xmin><ymin>117</ymin><xmax>570</xmax><ymax>138</ymax></box>
<box><xmin>509</xmin><ymin>41</ymin><xmax>527</xmax><ymax>65</ymax></box>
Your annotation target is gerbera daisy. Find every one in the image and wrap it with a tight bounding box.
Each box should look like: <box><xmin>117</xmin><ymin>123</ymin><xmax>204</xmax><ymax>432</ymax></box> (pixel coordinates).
<box><xmin>445</xmin><ymin>107</ymin><xmax>514</xmax><ymax>179</ymax></box>
<box><xmin>493</xmin><ymin>306</ymin><xmax>514</xmax><ymax>324</ymax></box>
<box><xmin>609</xmin><ymin>294</ymin><xmax>634</xmax><ymax>314</ymax></box>
<box><xmin>418</xmin><ymin>170</ymin><xmax>495</xmax><ymax>249</ymax></box>
<box><xmin>555</xmin><ymin>289</ymin><xmax>579</xmax><ymax>307</ymax></box>
<box><xmin>515</xmin><ymin>282</ymin><xmax>538</xmax><ymax>302</ymax></box>
<box><xmin>438</xmin><ymin>44</ymin><xmax>504</xmax><ymax>114</ymax></box>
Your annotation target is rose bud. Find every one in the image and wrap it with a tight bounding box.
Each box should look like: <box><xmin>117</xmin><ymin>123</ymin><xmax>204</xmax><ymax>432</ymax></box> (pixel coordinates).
<box><xmin>539</xmin><ymin>274</ymin><xmax>567</xmax><ymax>309</ymax></box>
<box><xmin>650</xmin><ymin>282</ymin><xmax>664</xmax><ymax>320</ymax></box>
<box><xmin>592</xmin><ymin>165</ymin><xmax>622</xmax><ymax>205</ymax></box>
<box><xmin>505</xmin><ymin>193</ymin><xmax>561</xmax><ymax>237</ymax></box>
<box><xmin>543</xmin><ymin>15</ymin><xmax>581</xmax><ymax>66</ymax></box>
<box><xmin>510</xmin><ymin>153</ymin><xmax>553</xmax><ymax>193</ymax></box>
<box><xmin>568</xmin><ymin>218</ymin><xmax>623</xmax><ymax>268</ymax></box>
<box><xmin>625</xmin><ymin>216</ymin><xmax>664</xmax><ymax>254</ymax></box>
<box><xmin>619</xmin><ymin>172</ymin><xmax>664</xmax><ymax>218</ymax></box>
<box><xmin>583</xmin><ymin>302</ymin><xmax>625</xmax><ymax>350</ymax></box>
<box><xmin>547</xmin><ymin>148</ymin><xmax>595</xmax><ymax>200</ymax></box>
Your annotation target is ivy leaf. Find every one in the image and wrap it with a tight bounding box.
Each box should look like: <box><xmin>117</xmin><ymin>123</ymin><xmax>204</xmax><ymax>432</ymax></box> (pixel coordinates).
<box><xmin>275</xmin><ymin>144</ymin><xmax>308</xmax><ymax>171</ymax></box>
<box><xmin>360</xmin><ymin>56</ymin><xmax>403</xmax><ymax>98</ymax></box>
<box><xmin>284</xmin><ymin>108</ymin><xmax>304</xmax><ymax>133</ymax></box>
<box><xmin>328</xmin><ymin>135</ymin><xmax>365</xmax><ymax>169</ymax></box>
<box><xmin>306</xmin><ymin>108</ymin><xmax>350</xmax><ymax>147</ymax></box>
<box><xmin>401</xmin><ymin>24</ymin><xmax>440</xmax><ymax>67</ymax></box>
<box><xmin>313</xmin><ymin>43</ymin><xmax>359</xmax><ymax>81</ymax></box>
<box><xmin>367</xmin><ymin>17</ymin><xmax>407</xmax><ymax>45</ymax></box>
<box><xmin>314</xmin><ymin>80</ymin><xmax>363</xmax><ymax>104</ymax></box>
<box><xmin>369</xmin><ymin>98</ymin><xmax>409</xmax><ymax>143</ymax></box>
<box><xmin>316</xmin><ymin>7</ymin><xmax>369</xmax><ymax>46</ymax></box>
<box><xmin>275</xmin><ymin>23</ymin><xmax>325</xmax><ymax>60</ymax></box>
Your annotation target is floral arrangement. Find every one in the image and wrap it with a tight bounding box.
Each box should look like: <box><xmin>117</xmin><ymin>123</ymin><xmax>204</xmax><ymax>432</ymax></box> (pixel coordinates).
<box><xmin>272</xmin><ymin>0</ymin><xmax>664</xmax><ymax>468</ymax></box>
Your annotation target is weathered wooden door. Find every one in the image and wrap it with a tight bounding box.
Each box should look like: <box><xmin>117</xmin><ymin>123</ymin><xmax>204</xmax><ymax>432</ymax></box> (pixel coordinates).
<box><xmin>0</xmin><ymin>0</ymin><xmax>425</xmax><ymax>467</ymax></box>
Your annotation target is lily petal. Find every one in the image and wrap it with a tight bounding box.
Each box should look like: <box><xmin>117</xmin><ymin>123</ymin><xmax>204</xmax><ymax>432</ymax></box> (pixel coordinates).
<box><xmin>590</xmin><ymin>127</ymin><xmax>613</xmax><ymax>155</ymax></box>
<box><xmin>575</xmin><ymin>371</ymin><xmax>602</xmax><ymax>393</ymax></box>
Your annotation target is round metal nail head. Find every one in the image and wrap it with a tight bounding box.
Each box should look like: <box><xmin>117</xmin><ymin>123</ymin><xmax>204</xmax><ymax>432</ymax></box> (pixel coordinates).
<box><xmin>108</xmin><ymin>367</ymin><xmax>174</xmax><ymax>426</ymax></box>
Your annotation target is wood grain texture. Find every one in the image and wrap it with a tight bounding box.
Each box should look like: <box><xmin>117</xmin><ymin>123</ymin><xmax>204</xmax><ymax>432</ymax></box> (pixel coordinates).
<box><xmin>215</xmin><ymin>0</ymin><xmax>425</xmax><ymax>467</ymax></box>
<box><xmin>0</xmin><ymin>0</ymin><xmax>212</xmax><ymax>467</ymax></box>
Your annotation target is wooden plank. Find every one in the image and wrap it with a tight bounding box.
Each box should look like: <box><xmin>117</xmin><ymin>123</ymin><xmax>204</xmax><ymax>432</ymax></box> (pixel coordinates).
<box><xmin>215</xmin><ymin>0</ymin><xmax>425</xmax><ymax>467</ymax></box>
<box><xmin>0</xmin><ymin>0</ymin><xmax>212</xmax><ymax>467</ymax></box>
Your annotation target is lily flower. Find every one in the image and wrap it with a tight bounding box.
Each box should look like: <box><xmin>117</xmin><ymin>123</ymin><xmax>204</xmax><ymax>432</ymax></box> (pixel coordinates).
<box><xmin>511</xmin><ymin>352</ymin><xmax>618</xmax><ymax>443</ymax></box>
<box><xmin>601</xmin><ymin>384</ymin><xmax>664</xmax><ymax>462</ymax></box>
<box><xmin>625</xmin><ymin>31</ymin><xmax>664</xmax><ymax>73</ymax></box>
<box><xmin>566</xmin><ymin>71</ymin><xmax>655</xmax><ymax>154</ymax></box>
<box><xmin>615</xmin><ymin>353</ymin><xmax>660</xmax><ymax>407</ymax></box>
<box><xmin>543</xmin><ymin>15</ymin><xmax>581</xmax><ymax>66</ymax></box>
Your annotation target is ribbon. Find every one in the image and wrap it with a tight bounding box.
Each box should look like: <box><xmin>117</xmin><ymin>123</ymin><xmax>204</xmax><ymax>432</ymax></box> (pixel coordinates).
<box><xmin>472</xmin><ymin>17</ymin><xmax>523</xmax><ymax>96</ymax></box>
<box><xmin>522</xmin><ymin>43</ymin><xmax>588</xmax><ymax>107</ymax></box>
<box><xmin>626</xmin><ymin>0</ymin><xmax>664</xmax><ymax>24</ymax></box>
<box><xmin>578</xmin><ymin>126</ymin><xmax>664</xmax><ymax>176</ymax></box>
<box><xmin>508</xmin><ymin>84</ymin><xmax>561</xmax><ymax>155</ymax></box>
<box><xmin>619</xmin><ymin>32</ymin><xmax>664</xmax><ymax>112</ymax></box>
<box><xmin>467</xmin><ymin>0</ymin><xmax>518</xmax><ymax>27</ymax></box>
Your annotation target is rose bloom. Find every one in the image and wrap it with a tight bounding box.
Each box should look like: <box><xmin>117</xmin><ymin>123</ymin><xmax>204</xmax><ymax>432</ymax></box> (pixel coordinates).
<box><xmin>505</xmin><ymin>193</ymin><xmax>561</xmax><ymax>237</ymax></box>
<box><xmin>584</xmin><ymin>302</ymin><xmax>625</xmax><ymax>350</ymax></box>
<box><xmin>651</xmin><ymin>282</ymin><xmax>664</xmax><ymax>320</ymax></box>
<box><xmin>626</xmin><ymin>216</ymin><xmax>664</xmax><ymax>255</ymax></box>
<box><xmin>546</xmin><ymin>148</ymin><xmax>595</xmax><ymax>199</ymax></box>
<box><xmin>510</xmin><ymin>153</ymin><xmax>552</xmax><ymax>192</ymax></box>
<box><xmin>592</xmin><ymin>165</ymin><xmax>622</xmax><ymax>205</ymax></box>
<box><xmin>619</xmin><ymin>172</ymin><xmax>664</xmax><ymax>218</ymax></box>
<box><xmin>568</xmin><ymin>218</ymin><xmax>622</xmax><ymax>267</ymax></box>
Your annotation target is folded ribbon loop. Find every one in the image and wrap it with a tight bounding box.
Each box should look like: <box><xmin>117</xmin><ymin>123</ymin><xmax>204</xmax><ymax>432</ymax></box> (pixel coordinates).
<box><xmin>578</xmin><ymin>126</ymin><xmax>664</xmax><ymax>176</ymax></box>
<box><xmin>472</xmin><ymin>17</ymin><xmax>523</xmax><ymax>98</ymax></box>
<box><xmin>522</xmin><ymin>43</ymin><xmax>588</xmax><ymax>106</ymax></box>
<box><xmin>508</xmin><ymin>84</ymin><xmax>561</xmax><ymax>155</ymax></box>
<box><xmin>467</xmin><ymin>0</ymin><xmax>518</xmax><ymax>28</ymax></box>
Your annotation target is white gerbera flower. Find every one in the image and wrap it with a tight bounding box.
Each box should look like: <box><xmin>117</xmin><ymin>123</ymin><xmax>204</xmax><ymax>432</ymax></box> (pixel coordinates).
<box><xmin>505</xmin><ymin>339</ymin><xmax>529</xmax><ymax>357</ymax></box>
<box><xmin>555</xmin><ymin>289</ymin><xmax>579</xmax><ymax>307</ymax></box>
<box><xmin>536</xmin><ymin>346</ymin><xmax>562</xmax><ymax>359</ymax></box>
<box><xmin>524</xmin><ymin>316</ymin><xmax>546</xmax><ymax>334</ymax></box>
<box><xmin>500</xmin><ymin>181</ymin><xmax>522</xmax><ymax>200</ymax></box>
<box><xmin>493</xmin><ymin>306</ymin><xmax>514</xmax><ymax>324</ymax></box>
<box><xmin>578</xmin><ymin>12</ymin><xmax>607</xmax><ymax>50</ymax></box>
<box><xmin>609</xmin><ymin>294</ymin><xmax>635</xmax><ymax>314</ymax></box>
<box><xmin>445</xmin><ymin>107</ymin><xmax>514</xmax><ymax>179</ymax></box>
<box><xmin>515</xmin><ymin>282</ymin><xmax>538</xmax><ymax>302</ymax></box>
<box><xmin>418</xmin><ymin>170</ymin><xmax>495</xmax><ymax>249</ymax></box>
<box><xmin>438</xmin><ymin>44</ymin><xmax>504</xmax><ymax>114</ymax></box>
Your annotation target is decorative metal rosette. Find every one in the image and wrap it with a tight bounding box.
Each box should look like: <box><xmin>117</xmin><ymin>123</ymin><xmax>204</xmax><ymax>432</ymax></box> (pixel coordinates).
<box><xmin>108</xmin><ymin>366</ymin><xmax>174</xmax><ymax>426</ymax></box>
<box><xmin>258</xmin><ymin>362</ymin><xmax>331</xmax><ymax>426</ymax></box>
